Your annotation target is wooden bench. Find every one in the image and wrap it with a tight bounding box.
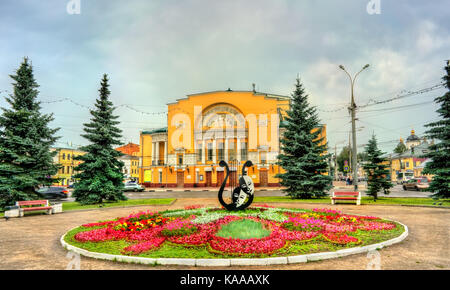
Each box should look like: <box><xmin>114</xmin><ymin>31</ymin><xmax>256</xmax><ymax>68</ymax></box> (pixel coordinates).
<box><xmin>331</xmin><ymin>191</ymin><xmax>361</xmax><ymax>205</ymax></box>
<box><xmin>16</xmin><ymin>200</ymin><xmax>53</xmax><ymax>217</ymax></box>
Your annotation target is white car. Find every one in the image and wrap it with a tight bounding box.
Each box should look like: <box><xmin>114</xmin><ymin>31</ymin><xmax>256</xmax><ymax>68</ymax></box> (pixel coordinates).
<box><xmin>124</xmin><ymin>182</ymin><xmax>145</xmax><ymax>192</ymax></box>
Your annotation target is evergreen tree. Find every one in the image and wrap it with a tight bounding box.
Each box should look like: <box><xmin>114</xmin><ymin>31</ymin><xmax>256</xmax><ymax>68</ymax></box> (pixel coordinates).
<box><xmin>72</xmin><ymin>74</ymin><xmax>126</xmax><ymax>205</ymax></box>
<box><xmin>276</xmin><ymin>78</ymin><xmax>332</xmax><ymax>199</ymax></box>
<box><xmin>422</xmin><ymin>61</ymin><xmax>450</xmax><ymax>198</ymax></box>
<box><xmin>363</xmin><ymin>134</ymin><xmax>393</xmax><ymax>200</ymax></box>
<box><xmin>0</xmin><ymin>58</ymin><xmax>59</xmax><ymax>208</ymax></box>
<box><xmin>337</xmin><ymin>146</ymin><xmax>351</xmax><ymax>173</ymax></box>
<box><xmin>393</xmin><ymin>140</ymin><xmax>407</xmax><ymax>154</ymax></box>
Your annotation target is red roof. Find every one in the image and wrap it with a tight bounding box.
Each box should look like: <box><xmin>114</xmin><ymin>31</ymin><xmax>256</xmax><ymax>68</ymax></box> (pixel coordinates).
<box><xmin>116</xmin><ymin>143</ymin><xmax>140</xmax><ymax>155</ymax></box>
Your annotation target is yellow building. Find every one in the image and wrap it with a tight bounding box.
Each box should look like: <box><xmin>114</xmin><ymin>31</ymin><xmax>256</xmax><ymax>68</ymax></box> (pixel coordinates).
<box><xmin>51</xmin><ymin>146</ymin><xmax>86</xmax><ymax>186</ymax></box>
<box><xmin>138</xmin><ymin>89</ymin><xmax>327</xmax><ymax>188</ymax></box>
<box><xmin>385</xmin><ymin>131</ymin><xmax>431</xmax><ymax>183</ymax></box>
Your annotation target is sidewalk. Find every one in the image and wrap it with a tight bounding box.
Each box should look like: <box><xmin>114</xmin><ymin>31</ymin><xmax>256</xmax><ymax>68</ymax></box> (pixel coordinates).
<box><xmin>145</xmin><ymin>186</ymin><xmax>283</xmax><ymax>192</ymax></box>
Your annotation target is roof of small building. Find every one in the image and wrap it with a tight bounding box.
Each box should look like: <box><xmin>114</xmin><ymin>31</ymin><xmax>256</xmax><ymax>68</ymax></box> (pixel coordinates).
<box><xmin>141</xmin><ymin>127</ymin><xmax>168</xmax><ymax>135</ymax></box>
<box><xmin>385</xmin><ymin>141</ymin><xmax>430</xmax><ymax>159</ymax></box>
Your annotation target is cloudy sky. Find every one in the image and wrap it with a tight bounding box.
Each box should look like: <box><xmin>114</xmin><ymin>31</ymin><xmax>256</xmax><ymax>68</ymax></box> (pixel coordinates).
<box><xmin>0</xmin><ymin>0</ymin><xmax>449</xmax><ymax>153</ymax></box>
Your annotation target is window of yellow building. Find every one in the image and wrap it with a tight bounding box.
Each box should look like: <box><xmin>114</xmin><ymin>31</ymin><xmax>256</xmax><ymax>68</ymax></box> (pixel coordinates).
<box><xmin>218</xmin><ymin>141</ymin><xmax>224</xmax><ymax>161</ymax></box>
<box><xmin>229</xmin><ymin>139</ymin><xmax>236</xmax><ymax>160</ymax></box>
<box><xmin>207</xmin><ymin>143</ymin><xmax>213</xmax><ymax>162</ymax></box>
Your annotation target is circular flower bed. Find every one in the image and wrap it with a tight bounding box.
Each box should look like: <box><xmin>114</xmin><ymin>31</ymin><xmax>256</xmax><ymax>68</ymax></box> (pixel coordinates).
<box><xmin>63</xmin><ymin>205</ymin><xmax>406</xmax><ymax>259</ymax></box>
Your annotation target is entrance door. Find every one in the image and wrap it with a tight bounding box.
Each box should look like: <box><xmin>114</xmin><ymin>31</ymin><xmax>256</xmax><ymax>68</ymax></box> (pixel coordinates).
<box><xmin>259</xmin><ymin>170</ymin><xmax>268</xmax><ymax>187</ymax></box>
<box><xmin>217</xmin><ymin>171</ymin><xmax>224</xmax><ymax>188</ymax></box>
<box><xmin>177</xmin><ymin>171</ymin><xmax>184</xmax><ymax>188</ymax></box>
<box><xmin>229</xmin><ymin>171</ymin><xmax>237</xmax><ymax>188</ymax></box>
<box><xmin>206</xmin><ymin>171</ymin><xmax>212</xmax><ymax>187</ymax></box>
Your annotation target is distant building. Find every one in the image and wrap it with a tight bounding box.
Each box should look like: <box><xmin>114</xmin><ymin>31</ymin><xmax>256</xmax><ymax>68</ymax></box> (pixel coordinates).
<box><xmin>116</xmin><ymin>142</ymin><xmax>140</xmax><ymax>155</ymax></box>
<box><xmin>51</xmin><ymin>146</ymin><xmax>86</xmax><ymax>186</ymax></box>
<box><xmin>385</xmin><ymin>137</ymin><xmax>430</xmax><ymax>182</ymax></box>
<box><xmin>115</xmin><ymin>143</ymin><xmax>140</xmax><ymax>182</ymax></box>
<box><xmin>117</xmin><ymin>153</ymin><xmax>140</xmax><ymax>181</ymax></box>
<box><xmin>405</xmin><ymin>129</ymin><xmax>423</xmax><ymax>149</ymax></box>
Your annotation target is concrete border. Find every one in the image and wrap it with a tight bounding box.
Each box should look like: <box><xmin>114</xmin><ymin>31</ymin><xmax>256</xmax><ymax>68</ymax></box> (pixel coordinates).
<box><xmin>60</xmin><ymin>220</ymin><xmax>408</xmax><ymax>267</ymax></box>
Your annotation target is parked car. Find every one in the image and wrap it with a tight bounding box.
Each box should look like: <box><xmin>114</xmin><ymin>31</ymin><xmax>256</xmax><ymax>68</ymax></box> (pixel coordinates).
<box><xmin>396</xmin><ymin>172</ymin><xmax>414</xmax><ymax>184</ymax></box>
<box><xmin>35</xmin><ymin>186</ymin><xmax>69</xmax><ymax>200</ymax></box>
<box><xmin>123</xmin><ymin>182</ymin><xmax>144</xmax><ymax>192</ymax></box>
<box><xmin>402</xmin><ymin>177</ymin><xmax>430</xmax><ymax>191</ymax></box>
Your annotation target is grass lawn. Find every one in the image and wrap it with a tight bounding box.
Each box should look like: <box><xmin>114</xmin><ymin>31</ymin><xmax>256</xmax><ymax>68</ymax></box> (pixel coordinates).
<box><xmin>215</xmin><ymin>219</ymin><xmax>271</xmax><ymax>239</ymax></box>
<box><xmin>254</xmin><ymin>196</ymin><xmax>450</xmax><ymax>206</ymax></box>
<box><xmin>62</xmin><ymin>198</ymin><xmax>176</xmax><ymax>211</ymax></box>
<box><xmin>0</xmin><ymin>198</ymin><xmax>175</xmax><ymax>217</ymax></box>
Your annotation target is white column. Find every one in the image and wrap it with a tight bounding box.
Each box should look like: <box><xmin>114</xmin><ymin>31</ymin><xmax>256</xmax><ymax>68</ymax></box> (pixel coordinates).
<box><xmin>202</xmin><ymin>140</ymin><xmax>206</xmax><ymax>164</ymax></box>
<box><xmin>152</xmin><ymin>142</ymin><xmax>155</xmax><ymax>165</ymax></box>
<box><xmin>224</xmin><ymin>138</ymin><xmax>228</xmax><ymax>161</ymax></box>
<box><xmin>236</xmin><ymin>138</ymin><xmax>241</xmax><ymax>162</ymax></box>
<box><xmin>155</xmin><ymin>142</ymin><xmax>159</xmax><ymax>164</ymax></box>
<box><xmin>164</xmin><ymin>141</ymin><xmax>167</xmax><ymax>164</ymax></box>
<box><xmin>213</xmin><ymin>139</ymin><xmax>217</xmax><ymax>163</ymax></box>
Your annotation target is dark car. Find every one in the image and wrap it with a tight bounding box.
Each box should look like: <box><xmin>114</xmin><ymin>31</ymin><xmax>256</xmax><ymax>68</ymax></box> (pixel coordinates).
<box><xmin>402</xmin><ymin>177</ymin><xmax>430</xmax><ymax>191</ymax></box>
<box><xmin>35</xmin><ymin>186</ymin><xmax>70</xmax><ymax>200</ymax></box>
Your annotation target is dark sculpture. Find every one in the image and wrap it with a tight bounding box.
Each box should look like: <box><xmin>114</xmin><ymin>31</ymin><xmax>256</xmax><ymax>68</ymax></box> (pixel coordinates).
<box><xmin>218</xmin><ymin>160</ymin><xmax>255</xmax><ymax>211</ymax></box>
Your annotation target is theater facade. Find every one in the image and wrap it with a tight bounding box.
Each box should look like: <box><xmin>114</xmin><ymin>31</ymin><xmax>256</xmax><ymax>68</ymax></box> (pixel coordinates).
<box><xmin>138</xmin><ymin>89</ymin><xmax>326</xmax><ymax>188</ymax></box>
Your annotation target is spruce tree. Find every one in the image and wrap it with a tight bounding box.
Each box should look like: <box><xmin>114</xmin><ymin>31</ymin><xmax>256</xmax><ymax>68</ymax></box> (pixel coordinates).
<box><xmin>363</xmin><ymin>134</ymin><xmax>393</xmax><ymax>200</ymax></box>
<box><xmin>276</xmin><ymin>78</ymin><xmax>332</xmax><ymax>199</ymax></box>
<box><xmin>393</xmin><ymin>140</ymin><xmax>407</xmax><ymax>154</ymax></box>
<box><xmin>72</xmin><ymin>74</ymin><xmax>126</xmax><ymax>205</ymax></box>
<box><xmin>0</xmin><ymin>57</ymin><xmax>59</xmax><ymax>208</ymax></box>
<box><xmin>422</xmin><ymin>61</ymin><xmax>450</xmax><ymax>199</ymax></box>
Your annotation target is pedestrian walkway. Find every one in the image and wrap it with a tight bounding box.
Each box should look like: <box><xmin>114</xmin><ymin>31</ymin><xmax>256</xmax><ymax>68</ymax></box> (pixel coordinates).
<box><xmin>0</xmin><ymin>198</ymin><xmax>448</xmax><ymax>269</ymax></box>
<box><xmin>145</xmin><ymin>186</ymin><xmax>282</xmax><ymax>193</ymax></box>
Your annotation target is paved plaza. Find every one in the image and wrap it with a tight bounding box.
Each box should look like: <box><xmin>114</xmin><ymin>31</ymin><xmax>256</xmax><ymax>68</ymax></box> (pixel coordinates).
<box><xmin>0</xmin><ymin>198</ymin><xmax>448</xmax><ymax>270</ymax></box>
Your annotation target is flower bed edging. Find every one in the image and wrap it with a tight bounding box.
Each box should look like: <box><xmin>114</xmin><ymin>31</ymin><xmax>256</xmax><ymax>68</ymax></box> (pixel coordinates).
<box><xmin>60</xmin><ymin>221</ymin><xmax>408</xmax><ymax>267</ymax></box>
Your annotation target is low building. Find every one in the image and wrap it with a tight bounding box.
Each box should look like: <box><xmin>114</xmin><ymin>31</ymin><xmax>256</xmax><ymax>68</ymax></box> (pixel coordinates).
<box><xmin>117</xmin><ymin>153</ymin><xmax>140</xmax><ymax>181</ymax></box>
<box><xmin>115</xmin><ymin>143</ymin><xmax>140</xmax><ymax>182</ymax></box>
<box><xmin>386</xmin><ymin>141</ymin><xmax>430</xmax><ymax>182</ymax></box>
<box><xmin>51</xmin><ymin>146</ymin><xmax>86</xmax><ymax>186</ymax></box>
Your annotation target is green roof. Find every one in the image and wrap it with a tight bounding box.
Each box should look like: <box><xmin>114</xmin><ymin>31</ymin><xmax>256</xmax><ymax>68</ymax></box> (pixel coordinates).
<box><xmin>142</xmin><ymin>127</ymin><xmax>168</xmax><ymax>135</ymax></box>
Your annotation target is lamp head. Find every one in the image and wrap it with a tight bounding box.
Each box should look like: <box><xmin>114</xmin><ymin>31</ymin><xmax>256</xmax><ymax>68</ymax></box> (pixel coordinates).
<box><xmin>339</xmin><ymin>65</ymin><xmax>345</xmax><ymax>70</ymax></box>
<box><xmin>363</xmin><ymin>64</ymin><xmax>370</xmax><ymax>69</ymax></box>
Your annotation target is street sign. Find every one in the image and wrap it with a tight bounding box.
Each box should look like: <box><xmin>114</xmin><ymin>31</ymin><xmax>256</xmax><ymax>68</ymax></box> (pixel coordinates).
<box><xmin>344</xmin><ymin>166</ymin><xmax>349</xmax><ymax>172</ymax></box>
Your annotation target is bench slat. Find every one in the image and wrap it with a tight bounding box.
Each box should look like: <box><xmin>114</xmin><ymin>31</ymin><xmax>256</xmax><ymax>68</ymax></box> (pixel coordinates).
<box><xmin>22</xmin><ymin>206</ymin><xmax>52</xmax><ymax>211</ymax></box>
<box><xmin>334</xmin><ymin>192</ymin><xmax>359</xmax><ymax>196</ymax></box>
<box><xmin>18</xmin><ymin>200</ymin><xmax>48</xmax><ymax>206</ymax></box>
<box><xmin>332</xmin><ymin>197</ymin><xmax>358</xmax><ymax>200</ymax></box>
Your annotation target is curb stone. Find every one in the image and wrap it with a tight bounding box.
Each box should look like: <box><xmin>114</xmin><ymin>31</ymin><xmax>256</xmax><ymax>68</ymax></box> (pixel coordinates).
<box><xmin>157</xmin><ymin>258</ymin><xmax>196</xmax><ymax>266</ymax></box>
<box><xmin>60</xmin><ymin>220</ymin><xmax>409</xmax><ymax>267</ymax></box>
<box><xmin>230</xmin><ymin>258</ymin><xmax>268</xmax><ymax>266</ymax></box>
<box><xmin>287</xmin><ymin>255</ymin><xmax>307</xmax><ymax>264</ymax></box>
<box><xmin>265</xmin><ymin>257</ymin><xmax>288</xmax><ymax>265</ymax></box>
<box><xmin>196</xmin><ymin>259</ymin><xmax>231</xmax><ymax>267</ymax></box>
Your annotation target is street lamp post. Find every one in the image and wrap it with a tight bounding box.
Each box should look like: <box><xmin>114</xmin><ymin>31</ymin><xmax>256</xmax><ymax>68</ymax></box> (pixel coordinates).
<box><xmin>339</xmin><ymin>64</ymin><xmax>369</xmax><ymax>190</ymax></box>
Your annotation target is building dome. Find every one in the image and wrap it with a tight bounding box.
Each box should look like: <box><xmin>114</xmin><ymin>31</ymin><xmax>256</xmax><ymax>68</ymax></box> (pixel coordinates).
<box><xmin>406</xmin><ymin>129</ymin><xmax>420</xmax><ymax>142</ymax></box>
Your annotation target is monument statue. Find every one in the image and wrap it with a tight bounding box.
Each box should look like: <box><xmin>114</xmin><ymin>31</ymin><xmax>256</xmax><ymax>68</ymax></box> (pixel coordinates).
<box><xmin>218</xmin><ymin>160</ymin><xmax>255</xmax><ymax>210</ymax></box>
